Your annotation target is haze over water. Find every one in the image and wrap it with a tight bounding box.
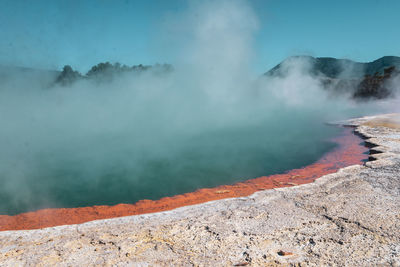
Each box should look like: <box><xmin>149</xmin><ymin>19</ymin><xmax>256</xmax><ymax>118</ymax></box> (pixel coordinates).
<box><xmin>0</xmin><ymin>0</ymin><xmax>398</xmax><ymax>215</ymax></box>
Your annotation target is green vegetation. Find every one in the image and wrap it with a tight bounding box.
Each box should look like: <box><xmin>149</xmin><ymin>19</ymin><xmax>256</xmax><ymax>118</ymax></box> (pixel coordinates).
<box><xmin>55</xmin><ymin>65</ymin><xmax>83</xmax><ymax>86</ymax></box>
<box><xmin>265</xmin><ymin>56</ymin><xmax>400</xmax><ymax>99</ymax></box>
<box><xmin>54</xmin><ymin>62</ymin><xmax>173</xmax><ymax>86</ymax></box>
<box><xmin>266</xmin><ymin>56</ymin><xmax>400</xmax><ymax>79</ymax></box>
<box><xmin>353</xmin><ymin>66</ymin><xmax>400</xmax><ymax>99</ymax></box>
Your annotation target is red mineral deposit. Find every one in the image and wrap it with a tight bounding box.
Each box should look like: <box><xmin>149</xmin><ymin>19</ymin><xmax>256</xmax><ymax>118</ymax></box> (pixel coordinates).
<box><xmin>0</xmin><ymin>127</ymin><xmax>368</xmax><ymax>231</ymax></box>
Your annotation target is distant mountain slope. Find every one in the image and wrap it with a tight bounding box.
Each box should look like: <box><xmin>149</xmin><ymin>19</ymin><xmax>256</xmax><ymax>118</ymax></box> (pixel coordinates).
<box><xmin>0</xmin><ymin>62</ymin><xmax>173</xmax><ymax>88</ymax></box>
<box><xmin>0</xmin><ymin>65</ymin><xmax>60</xmax><ymax>88</ymax></box>
<box><xmin>265</xmin><ymin>56</ymin><xmax>400</xmax><ymax>79</ymax></box>
<box><xmin>54</xmin><ymin>62</ymin><xmax>173</xmax><ymax>86</ymax></box>
<box><xmin>265</xmin><ymin>55</ymin><xmax>400</xmax><ymax>99</ymax></box>
<box><xmin>364</xmin><ymin>56</ymin><xmax>400</xmax><ymax>76</ymax></box>
<box><xmin>0</xmin><ymin>65</ymin><xmax>60</xmax><ymax>79</ymax></box>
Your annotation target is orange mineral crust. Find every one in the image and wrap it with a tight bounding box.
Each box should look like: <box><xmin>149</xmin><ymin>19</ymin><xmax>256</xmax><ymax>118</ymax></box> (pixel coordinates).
<box><xmin>0</xmin><ymin>127</ymin><xmax>368</xmax><ymax>231</ymax></box>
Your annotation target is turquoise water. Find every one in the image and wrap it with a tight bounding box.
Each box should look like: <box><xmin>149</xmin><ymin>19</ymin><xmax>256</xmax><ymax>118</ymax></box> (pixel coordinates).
<box><xmin>0</xmin><ymin>118</ymin><xmax>340</xmax><ymax>215</ymax></box>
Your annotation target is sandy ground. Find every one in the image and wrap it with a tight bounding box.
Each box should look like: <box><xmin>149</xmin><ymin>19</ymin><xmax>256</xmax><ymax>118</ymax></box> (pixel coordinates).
<box><xmin>0</xmin><ymin>114</ymin><xmax>399</xmax><ymax>266</ymax></box>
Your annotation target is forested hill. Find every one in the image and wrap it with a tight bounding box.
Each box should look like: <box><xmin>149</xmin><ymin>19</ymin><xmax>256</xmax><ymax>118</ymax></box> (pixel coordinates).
<box><xmin>0</xmin><ymin>62</ymin><xmax>172</xmax><ymax>87</ymax></box>
<box><xmin>265</xmin><ymin>56</ymin><xmax>400</xmax><ymax>99</ymax></box>
<box><xmin>265</xmin><ymin>56</ymin><xmax>400</xmax><ymax>79</ymax></box>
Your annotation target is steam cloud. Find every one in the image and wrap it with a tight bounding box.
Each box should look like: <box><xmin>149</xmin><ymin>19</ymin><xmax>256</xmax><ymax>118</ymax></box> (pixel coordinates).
<box><xmin>0</xmin><ymin>0</ymin><xmax>396</xmax><ymax>214</ymax></box>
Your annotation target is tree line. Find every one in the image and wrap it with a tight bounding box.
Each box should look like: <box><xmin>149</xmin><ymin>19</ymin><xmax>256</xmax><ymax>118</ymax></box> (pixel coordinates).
<box><xmin>55</xmin><ymin>62</ymin><xmax>173</xmax><ymax>86</ymax></box>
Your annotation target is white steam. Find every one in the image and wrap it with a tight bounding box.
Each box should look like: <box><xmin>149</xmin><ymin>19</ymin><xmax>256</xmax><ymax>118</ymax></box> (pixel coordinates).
<box><xmin>0</xmin><ymin>0</ymin><xmax>393</xmax><ymax>213</ymax></box>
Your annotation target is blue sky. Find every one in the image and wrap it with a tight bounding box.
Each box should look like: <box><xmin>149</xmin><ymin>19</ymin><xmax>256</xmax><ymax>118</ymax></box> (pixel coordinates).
<box><xmin>0</xmin><ymin>0</ymin><xmax>399</xmax><ymax>74</ymax></box>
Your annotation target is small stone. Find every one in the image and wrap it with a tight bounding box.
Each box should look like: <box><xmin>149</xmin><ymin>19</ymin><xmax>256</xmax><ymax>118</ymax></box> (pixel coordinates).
<box><xmin>277</xmin><ymin>250</ymin><xmax>293</xmax><ymax>256</ymax></box>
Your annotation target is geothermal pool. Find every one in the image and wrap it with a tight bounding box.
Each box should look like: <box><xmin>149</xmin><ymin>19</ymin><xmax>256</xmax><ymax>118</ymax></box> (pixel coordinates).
<box><xmin>0</xmin><ymin>120</ymin><xmax>342</xmax><ymax>216</ymax></box>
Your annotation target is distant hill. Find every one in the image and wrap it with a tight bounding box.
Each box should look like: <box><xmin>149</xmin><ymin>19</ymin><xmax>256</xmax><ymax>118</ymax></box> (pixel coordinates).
<box><xmin>0</xmin><ymin>65</ymin><xmax>60</xmax><ymax>88</ymax></box>
<box><xmin>0</xmin><ymin>65</ymin><xmax>60</xmax><ymax>79</ymax></box>
<box><xmin>0</xmin><ymin>62</ymin><xmax>173</xmax><ymax>88</ymax></box>
<box><xmin>265</xmin><ymin>56</ymin><xmax>400</xmax><ymax>79</ymax></box>
<box><xmin>2</xmin><ymin>57</ymin><xmax>399</xmax><ymax>100</ymax></box>
<box><xmin>265</xmin><ymin>56</ymin><xmax>400</xmax><ymax>99</ymax></box>
<box><xmin>54</xmin><ymin>62</ymin><xmax>173</xmax><ymax>86</ymax></box>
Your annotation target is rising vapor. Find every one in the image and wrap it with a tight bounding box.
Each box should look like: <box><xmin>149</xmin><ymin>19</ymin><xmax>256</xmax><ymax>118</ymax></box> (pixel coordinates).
<box><xmin>0</xmin><ymin>0</ymin><xmax>393</xmax><ymax>214</ymax></box>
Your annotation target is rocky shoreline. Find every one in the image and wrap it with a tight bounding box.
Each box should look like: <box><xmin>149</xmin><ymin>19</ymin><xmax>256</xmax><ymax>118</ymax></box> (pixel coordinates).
<box><xmin>0</xmin><ymin>114</ymin><xmax>399</xmax><ymax>266</ymax></box>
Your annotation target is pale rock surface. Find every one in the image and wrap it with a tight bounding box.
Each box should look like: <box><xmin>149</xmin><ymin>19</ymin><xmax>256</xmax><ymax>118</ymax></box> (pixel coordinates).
<box><xmin>1</xmin><ymin>114</ymin><xmax>400</xmax><ymax>266</ymax></box>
